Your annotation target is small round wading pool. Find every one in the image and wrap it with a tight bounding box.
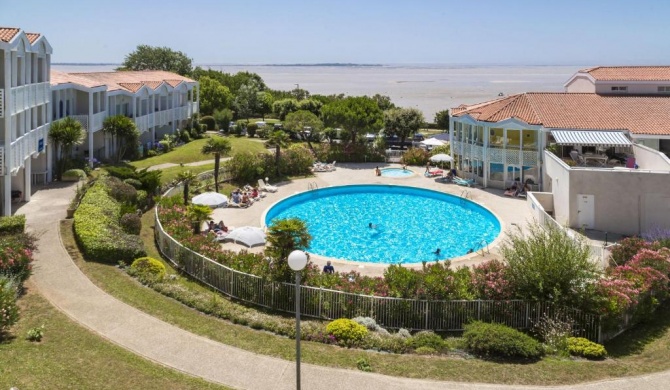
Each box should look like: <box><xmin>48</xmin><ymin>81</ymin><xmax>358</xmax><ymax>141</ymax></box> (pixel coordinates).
<box><xmin>380</xmin><ymin>168</ymin><xmax>413</xmax><ymax>178</ymax></box>
<box><xmin>264</xmin><ymin>185</ymin><xmax>500</xmax><ymax>264</ymax></box>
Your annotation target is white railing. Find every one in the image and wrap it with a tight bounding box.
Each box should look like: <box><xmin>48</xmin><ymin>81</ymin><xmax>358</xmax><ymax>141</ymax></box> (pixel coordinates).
<box><xmin>191</xmin><ymin>101</ymin><xmax>199</xmax><ymax>115</ymax></box>
<box><xmin>9</xmin><ymin>82</ymin><xmax>50</xmax><ymax>114</ymax></box>
<box><xmin>174</xmin><ymin>106</ymin><xmax>188</xmax><ymax>121</ymax></box>
<box><xmin>134</xmin><ymin>114</ymin><xmax>152</xmax><ymax>133</ymax></box>
<box><xmin>0</xmin><ymin>88</ymin><xmax>4</xmax><ymax>118</ymax></box>
<box><xmin>69</xmin><ymin>115</ymin><xmax>89</xmax><ymax>131</ymax></box>
<box><xmin>9</xmin><ymin>123</ymin><xmax>49</xmax><ymax>172</ymax></box>
<box><xmin>90</xmin><ymin>111</ymin><xmax>106</xmax><ymax>132</ymax></box>
<box><xmin>0</xmin><ymin>146</ymin><xmax>4</xmax><ymax>176</ymax></box>
<box><xmin>155</xmin><ymin>110</ymin><xmax>169</xmax><ymax>127</ymax></box>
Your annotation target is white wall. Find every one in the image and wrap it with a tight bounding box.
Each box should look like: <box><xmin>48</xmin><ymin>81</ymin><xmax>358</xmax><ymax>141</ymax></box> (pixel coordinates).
<box><xmin>564</xmin><ymin>76</ymin><xmax>595</xmax><ymax>92</ymax></box>
<box><xmin>633</xmin><ymin>143</ymin><xmax>670</xmax><ymax>169</ymax></box>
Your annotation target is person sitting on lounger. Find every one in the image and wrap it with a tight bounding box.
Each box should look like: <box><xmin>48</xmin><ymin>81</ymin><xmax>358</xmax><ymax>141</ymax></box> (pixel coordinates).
<box><xmin>231</xmin><ymin>190</ymin><xmax>242</xmax><ymax>204</ymax></box>
<box><xmin>251</xmin><ymin>187</ymin><xmax>261</xmax><ymax>201</ymax></box>
<box><xmin>217</xmin><ymin>220</ymin><xmax>228</xmax><ymax>233</ymax></box>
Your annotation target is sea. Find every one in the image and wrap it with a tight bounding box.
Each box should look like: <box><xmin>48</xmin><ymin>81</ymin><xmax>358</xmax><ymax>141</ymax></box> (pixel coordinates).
<box><xmin>52</xmin><ymin>64</ymin><xmax>588</xmax><ymax>120</ymax></box>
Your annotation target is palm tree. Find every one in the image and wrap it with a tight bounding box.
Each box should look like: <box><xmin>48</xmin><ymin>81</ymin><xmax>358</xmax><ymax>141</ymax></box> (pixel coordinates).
<box><xmin>48</xmin><ymin>117</ymin><xmax>85</xmax><ymax>180</ymax></box>
<box><xmin>102</xmin><ymin>115</ymin><xmax>140</xmax><ymax>163</ymax></box>
<box><xmin>266</xmin><ymin>130</ymin><xmax>290</xmax><ymax>178</ymax></box>
<box><xmin>200</xmin><ymin>137</ymin><xmax>231</xmax><ymax>193</ymax></box>
<box><xmin>265</xmin><ymin>218</ymin><xmax>312</xmax><ymax>282</ymax></box>
<box><xmin>186</xmin><ymin>204</ymin><xmax>211</xmax><ymax>234</ymax></box>
<box><xmin>176</xmin><ymin>170</ymin><xmax>198</xmax><ymax>205</ymax></box>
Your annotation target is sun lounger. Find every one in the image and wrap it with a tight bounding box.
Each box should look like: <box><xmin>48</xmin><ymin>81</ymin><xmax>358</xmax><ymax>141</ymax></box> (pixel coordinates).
<box><xmin>453</xmin><ymin>176</ymin><xmax>475</xmax><ymax>187</ymax></box>
<box><xmin>258</xmin><ymin>179</ymin><xmax>278</xmax><ymax>192</ymax></box>
<box><xmin>424</xmin><ymin>169</ymin><xmax>443</xmax><ymax>178</ymax></box>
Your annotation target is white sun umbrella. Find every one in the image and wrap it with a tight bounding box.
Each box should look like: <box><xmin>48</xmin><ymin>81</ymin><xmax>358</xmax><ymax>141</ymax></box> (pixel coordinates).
<box><xmin>223</xmin><ymin>226</ymin><xmax>266</xmax><ymax>248</ymax></box>
<box><xmin>192</xmin><ymin>192</ymin><xmax>228</xmax><ymax>208</ymax></box>
<box><xmin>430</xmin><ymin>153</ymin><xmax>453</xmax><ymax>163</ymax></box>
<box><xmin>421</xmin><ymin>138</ymin><xmax>445</xmax><ymax>146</ymax></box>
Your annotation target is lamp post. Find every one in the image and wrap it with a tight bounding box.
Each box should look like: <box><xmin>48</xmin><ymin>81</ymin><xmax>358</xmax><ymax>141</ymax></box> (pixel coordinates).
<box><xmin>287</xmin><ymin>250</ymin><xmax>308</xmax><ymax>390</ymax></box>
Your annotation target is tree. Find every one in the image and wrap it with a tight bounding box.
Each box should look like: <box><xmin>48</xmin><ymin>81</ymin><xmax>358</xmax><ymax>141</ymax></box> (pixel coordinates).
<box><xmin>234</xmin><ymin>79</ymin><xmax>261</xmax><ymax>121</ymax></box>
<box><xmin>257</xmin><ymin>91</ymin><xmax>274</xmax><ymax>120</ymax></box>
<box><xmin>371</xmin><ymin>93</ymin><xmax>396</xmax><ymax>111</ymax></box>
<box><xmin>501</xmin><ymin>222</ymin><xmax>599</xmax><ymax>307</ymax></box>
<box><xmin>383</xmin><ymin>107</ymin><xmax>425</xmax><ymax>150</ymax></box>
<box><xmin>212</xmin><ymin>108</ymin><xmax>234</xmax><ymax>132</ymax></box>
<box><xmin>266</xmin><ymin>130</ymin><xmax>291</xmax><ymax>177</ymax></box>
<box><xmin>48</xmin><ymin>117</ymin><xmax>85</xmax><ymax>180</ymax></box>
<box><xmin>102</xmin><ymin>115</ymin><xmax>140</xmax><ymax>163</ymax></box>
<box><xmin>119</xmin><ymin>45</ymin><xmax>193</xmax><ymax>76</ymax></box>
<box><xmin>272</xmin><ymin>98</ymin><xmax>299</xmax><ymax>120</ymax></box>
<box><xmin>201</xmin><ymin>137</ymin><xmax>231</xmax><ymax>193</ymax></box>
<box><xmin>176</xmin><ymin>170</ymin><xmax>198</xmax><ymax>206</ymax></box>
<box><xmin>284</xmin><ymin>110</ymin><xmax>323</xmax><ymax>152</ymax></box>
<box><xmin>321</xmin><ymin>96</ymin><xmax>383</xmax><ymax>144</ymax></box>
<box><xmin>434</xmin><ymin>109</ymin><xmax>450</xmax><ymax>131</ymax></box>
<box><xmin>265</xmin><ymin>218</ymin><xmax>312</xmax><ymax>282</ymax></box>
<box><xmin>198</xmin><ymin>76</ymin><xmax>233</xmax><ymax>116</ymax></box>
<box><xmin>297</xmin><ymin>99</ymin><xmax>323</xmax><ymax>117</ymax></box>
<box><xmin>186</xmin><ymin>204</ymin><xmax>211</xmax><ymax>234</ymax></box>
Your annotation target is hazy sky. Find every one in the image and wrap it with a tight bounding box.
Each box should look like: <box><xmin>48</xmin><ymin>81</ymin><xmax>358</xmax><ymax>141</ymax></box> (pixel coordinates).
<box><xmin>2</xmin><ymin>0</ymin><xmax>669</xmax><ymax>65</ymax></box>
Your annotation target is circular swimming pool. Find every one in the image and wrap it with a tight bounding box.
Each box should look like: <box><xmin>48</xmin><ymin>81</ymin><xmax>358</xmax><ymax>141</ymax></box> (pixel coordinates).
<box><xmin>264</xmin><ymin>185</ymin><xmax>500</xmax><ymax>264</ymax></box>
<box><xmin>380</xmin><ymin>168</ymin><xmax>413</xmax><ymax>178</ymax></box>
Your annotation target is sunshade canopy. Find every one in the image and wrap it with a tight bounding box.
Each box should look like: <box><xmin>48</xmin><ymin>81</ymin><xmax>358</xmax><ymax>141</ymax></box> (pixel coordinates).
<box><xmin>192</xmin><ymin>192</ymin><xmax>228</xmax><ymax>208</ymax></box>
<box><xmin>551</xmin><ymin>130</ymin><xmax>632</xmax><ymax>147</ymax></box>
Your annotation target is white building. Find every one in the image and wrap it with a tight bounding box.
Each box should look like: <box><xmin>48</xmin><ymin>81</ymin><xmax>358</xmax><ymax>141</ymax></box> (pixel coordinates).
<box><xmin>450</xmin><ymin>66</ymin><xmax>670</xmax><ymax>236</ymax></box>
<box><xmin>0</xmin><ymin>27</ymin><xmax>52</xmax><ymax>216</ymax></box>
<box><xmin>50</xmin><ymin>70</ymin><xmax>199</xmax><ymax>166</ymax></box>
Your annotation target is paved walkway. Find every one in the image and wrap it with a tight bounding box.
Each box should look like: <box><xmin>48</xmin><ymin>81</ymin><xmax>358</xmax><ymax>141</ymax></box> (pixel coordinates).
<box><xmin>14</xmin><ymin>171</ymin><xmax>670</xmax><ymax>390</ymax></box>
<box><xmin>146</xmin><ymin>158</ymin><xmax>218</xmax><ymax>171</ymax></box>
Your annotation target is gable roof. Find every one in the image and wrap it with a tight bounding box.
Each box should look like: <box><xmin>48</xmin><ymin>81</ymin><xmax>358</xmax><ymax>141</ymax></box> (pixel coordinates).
<box><xmin>579</xmin><ymin>66</ymin><xmax>670</xmax><ymax>82</ymax></box>
<box><xmin>50</xmin><ymin>70</ymin><xmax>195</xmax><ymax>93</ymax></box>
<box><xmin>452</xmin><ymin>92</ymin><xmax>670</xmax><ymax>135</ymax></box>
<box><xmin>25</xmin><ymin>32</ymin><xmax>41</xmax><ymax>44</ymax></box>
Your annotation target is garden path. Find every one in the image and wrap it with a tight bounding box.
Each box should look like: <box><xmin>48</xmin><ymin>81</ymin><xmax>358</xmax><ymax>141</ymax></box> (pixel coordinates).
<box><xmin>12</xmin><ymin>177</ymin><xmax>670</xmax><ymax>390</ymax></box>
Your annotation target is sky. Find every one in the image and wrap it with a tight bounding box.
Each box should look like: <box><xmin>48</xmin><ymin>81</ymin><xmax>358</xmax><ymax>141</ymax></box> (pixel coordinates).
<box><xmin>2</xmin><ymin>0</ymin><xmax>670</xmax><ymax>65</ymax></box>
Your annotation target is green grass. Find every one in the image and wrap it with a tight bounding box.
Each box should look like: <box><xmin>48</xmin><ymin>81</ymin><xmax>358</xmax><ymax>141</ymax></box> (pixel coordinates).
<box><xmin>130</xmin><ymin>135</ymin><xmax>268</xmax><ymax>170</ymax></box>
<box><xmin>158</xmin><ymin>163</ymin><xmax>216</xmax><ymax>185</ymax></box>
<box><xmin>58</xmin><ymin>216</ymin><xmax>670</xmax><ymax>386</ymax></box>
<box><xmin>0</xmin><ymin>283</ymin><xmax>229</xmax><ymax>390</ymax></box>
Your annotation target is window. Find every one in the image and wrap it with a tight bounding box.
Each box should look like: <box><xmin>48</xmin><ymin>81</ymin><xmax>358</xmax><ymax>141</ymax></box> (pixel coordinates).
<box><xmin>658</xmin><ymin>86</ymin><xmax>670</xmax><ymax>93</ymax></box>
<box><xmin>611</xmin><ymin>86</ymin><xmax>628</xmax><ymax>92</ymax></box>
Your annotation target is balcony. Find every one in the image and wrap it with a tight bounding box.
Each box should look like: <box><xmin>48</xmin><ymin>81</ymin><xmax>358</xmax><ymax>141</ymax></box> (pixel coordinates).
<box><xmin>8</xmin><ymin>123</ymin><xmax>49</xmax><ymax>173</ymax></box>
<box><xmin>91</xmin><ymin>111</ymin><xmax>106</xmax><ymax>132</ymax></box>
<box><xmin>9</xmin><ymin>82</ymin><xmax>50</xmax><ymax>115</ymax></box>
<box><xmin>134</xmin><ymin>113</ymin><xmax>154</xmax><ymax>133</ymax></box>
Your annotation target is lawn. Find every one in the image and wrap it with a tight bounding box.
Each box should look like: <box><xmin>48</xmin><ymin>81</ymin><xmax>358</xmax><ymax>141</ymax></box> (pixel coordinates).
<box><xmin>0</xmin><ymin>283</ymin><xmax>228</xmax><ymax>390</ymax></box>
<box><xmin>58</xmin><ymin>216</ymin><xmax>670</xmax><ymax>386</ymax></box>
<box><xmin>130</xmin><ymin>134</ymin><xmax>268</xmax><ymax>170</ymax></box>
<box><xmin>158</xmin><ymin>163</ymin><xmax>216</xmax><ymax>185</ymax></box>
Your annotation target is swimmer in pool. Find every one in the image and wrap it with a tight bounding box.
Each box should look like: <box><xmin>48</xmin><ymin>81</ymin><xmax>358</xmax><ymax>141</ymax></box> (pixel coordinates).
<box><xmin>434</xmin><ymin>248</ymin><xmax>441</xmax><ymax>256</ymax></box>
<box><xmin>368</xmin><ymin>222</ymin><xmax>378</xmax><ymax>229</ymax></box>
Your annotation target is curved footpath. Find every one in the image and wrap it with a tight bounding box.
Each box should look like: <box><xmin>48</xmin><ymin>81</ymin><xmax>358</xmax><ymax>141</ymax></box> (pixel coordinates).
<box><xmin>16</xmin><ymin>179</ymin><xmax>670</xmax><ymax>390</ymax></box>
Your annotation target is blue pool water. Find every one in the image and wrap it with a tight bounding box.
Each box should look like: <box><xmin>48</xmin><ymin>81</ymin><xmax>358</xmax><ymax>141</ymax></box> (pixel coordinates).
<box><xmin>264</xmin><ymin>185</ymin><xmax>501</xmax><ymax>264</ymax></box>
<box><xmin>380</xmin><ymin>168</ymin><xmax>413</xmax><ymax>178</ymax></box>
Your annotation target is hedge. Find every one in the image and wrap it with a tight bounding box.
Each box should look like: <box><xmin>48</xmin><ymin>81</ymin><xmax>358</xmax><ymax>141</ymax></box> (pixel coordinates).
<box><xmin>463</xmin><ymin>321</ymin><xmax>544</xmax><ymax>360</ymax></box>
<box><xmin>62</xmin><ymin>169</ymin><xmax>87</xmax><ymax>181</ymax></box>
<box><xmin>73</xmin><ymin>179</ymin><xmax>145</xmax><ymax>263</ymax></box>
<box><xmin>0</xmin><ymin>215</ymin><xmax>25</xmax><ymax>236</ymax></box>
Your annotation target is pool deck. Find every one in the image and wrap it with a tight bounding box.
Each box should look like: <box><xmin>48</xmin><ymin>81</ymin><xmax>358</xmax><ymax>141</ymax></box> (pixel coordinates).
<box><xmin>209</xmin><ymin>163</ymin><xmax>532</xmax><ymax>276</ymax></box>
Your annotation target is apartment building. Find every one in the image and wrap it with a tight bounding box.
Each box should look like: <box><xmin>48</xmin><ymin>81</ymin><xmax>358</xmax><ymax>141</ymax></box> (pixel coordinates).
<box><xmin>0</xmin><ymin>27</ymin><xmax>52</xmax><ymax>216</ymax></box>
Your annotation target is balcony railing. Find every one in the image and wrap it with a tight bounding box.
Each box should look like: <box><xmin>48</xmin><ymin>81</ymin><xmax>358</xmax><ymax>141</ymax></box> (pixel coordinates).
<box><xmin>9</xmin><ymin>82</ymin><xmax>50</xmax><ymax>115</ymax></box>
<box><xmin>0</xmin><ymin>88</ymin><xmax>4</xmax><ymax>118</ymax></box>
<box><xmin>0</xmin><ymin>146</ymin><xmax>4</xmax><ymax>176</ymax></box>
<box><xmin>69</xmin><ymin>115</ymin><xmax>89</xmax><ymax>131</ymax></box>
<box><xmin>9</xmin><ymin>123</ymin><xmax>49</xmax><ymax>173</ymax></box>
<box><xmin>91</xmin><ymin>111</ymin><xmax>106</xmax><ymax>132</ymax></box>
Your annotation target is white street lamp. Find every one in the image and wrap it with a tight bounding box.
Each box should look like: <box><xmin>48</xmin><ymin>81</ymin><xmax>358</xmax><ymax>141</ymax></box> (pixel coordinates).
<box><xmin>287</xmin><ymin>250</ymin><xmax>308</xmax><ymax>390</ymax></box>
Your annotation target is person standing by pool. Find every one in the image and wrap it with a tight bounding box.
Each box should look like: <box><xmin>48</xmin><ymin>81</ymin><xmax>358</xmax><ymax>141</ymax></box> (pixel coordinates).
<box><xmin>323</xmin><ymin>261</ymin><xmax>335</xmax><ymax>274</ymax></box>
<box><xmin>375</xmin><ymin>166</ymin><xmax>381</xmax><ymax>176</ymax></box>
<box><xmin>425</xmin><ymin>161</ymin><xmax>431</xmax><ymax>173</ymax></box>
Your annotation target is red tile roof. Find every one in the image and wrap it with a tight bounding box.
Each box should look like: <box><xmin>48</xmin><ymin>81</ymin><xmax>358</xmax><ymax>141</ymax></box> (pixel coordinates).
<box><xmin>0</xmin><ymin>27</ymin><xmax>20</xmax><ymax>43</ymax></box>
<box><xmin>25</xmin><ymin>32</ymin><xmax>41</xmax><ymax>44</ymax></box>
<box><xmin>452</xmin><ymin>93</ymin><xmax>670</xmax><ymax>135</ymax></box>
<box><xmin>580</xmin><ymin>66</ymin><xmax>670</xmax><ymax>81</ymax></box>
<box><xmin>50</xmin><ymin>70</ymin><xmax>195</xmax><ymax>93</ymax></box>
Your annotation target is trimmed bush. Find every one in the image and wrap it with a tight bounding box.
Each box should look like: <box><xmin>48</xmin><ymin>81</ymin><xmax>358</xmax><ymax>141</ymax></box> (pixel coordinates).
<box><xmin>106</xmin><ymin>176</ymin><xmax>137</xmax><ymax>203</ymax></box>
<box><xmin>246</xmin><ymin>123</ymin><xmax>258</xmax><ymax>138</ymax></box>
<box><xmin>0</xmin><ymin>215</ymin><xmax>25</xmax><ymax>236</ymax></box>
<box><xmin>567</xmin><ymin>337</ymin><xmax>607</xmax><ymax>360</ymax></box>
<box><xmin>463</xmin><ymin>321</ymin><xmax>544</xmax><ymax>360</ymax></box>
<box><xmin>62</xmin><ymin>169</ymin><xmax>87</xmax><ymax>181</ymax></box>
<box><xmin>136</xmin><ymin>190</ymin><xmax>149</xmax><ymax>209</ymax></box>
<box><xmin>415</xmin><ymin>346</ymin><xmax>437</xmax><ymax>355</ymax></box>
<box><xmin>409</xmin><ymin>330</ymin><xmax>445</xmax><ymax>351</ymax></box>
<box><xmin>200</xmin><ymin>116</ymin><xmax>216</xmax><ymax>130</ymax></box>
<box><xmin>129</xmin><ymin>257</ymin><xmax>166</xmax><ymax>284</ymax></box>
<box><xmin>123</xmin><ymin>178</ymin><xmax>143</xmax><ymax>189</ymax></box>
<box><xmin>120</xmin><ymin>213</ymin><xmax>142</xmax><ymax>235</ymax></box>
<box><xmin>326</xmin><ymin>318</ymin><xmax>368</xmax><ymax>346</ymax></box>
<box><xmin>0</xmin><ymin>276</ymin><xmax>19</xmax><ymax>334</ymax></box>
<box><xmin>73</xmin><ymin>179</ymin><xmax>145</xmax><ymax>263</ymax></box>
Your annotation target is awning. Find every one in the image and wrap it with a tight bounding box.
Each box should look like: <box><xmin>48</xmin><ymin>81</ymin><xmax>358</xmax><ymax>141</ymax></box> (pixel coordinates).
<box><xmin>551</xmin><ymin>130</ymin><xmax>632</xmax><ymax>147</ymax></box>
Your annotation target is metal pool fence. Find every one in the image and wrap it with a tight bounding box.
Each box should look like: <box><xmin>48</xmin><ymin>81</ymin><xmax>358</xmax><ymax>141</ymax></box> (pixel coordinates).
<box><xmin>154</xmin><ymin>208</ymin><xmax>603</xmax><ymax>341</ymax></box>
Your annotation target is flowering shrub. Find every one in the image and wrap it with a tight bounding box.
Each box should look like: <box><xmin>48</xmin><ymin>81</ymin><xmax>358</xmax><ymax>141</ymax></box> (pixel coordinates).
<box><xmin>401</xmin><ymin>148</ymin><xmax>429</xmax><ymax>166</ymax></box>
<box><xmin>609</xmin><ymin>237</ymin><xmax>650</xmax><ymax>266</ymax></box>
<box><xmin>0</xmin><ymin>234</ymin><xmax>35</xmax><ymax>285</ymax></box>
<box><xmin>129</xmin><ymin>257</ymin><xmax>166</xmax><ymax>284</ymax></box>
<box><xmin>0</xmin><ymin>276</ymin><xmax>19</xmax><ymax>335</ymax></box>
<box><xmin>471</xmin><ymin>260</ymin><xmax>513</xmax><ymax>300</ymax></box>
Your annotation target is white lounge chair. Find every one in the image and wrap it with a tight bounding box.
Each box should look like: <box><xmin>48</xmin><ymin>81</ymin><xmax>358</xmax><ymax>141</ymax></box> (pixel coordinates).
<box><xmin>258</xmin><ymin>179</ymin><xmax>278</xmax><ymax>193</ymax></box>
